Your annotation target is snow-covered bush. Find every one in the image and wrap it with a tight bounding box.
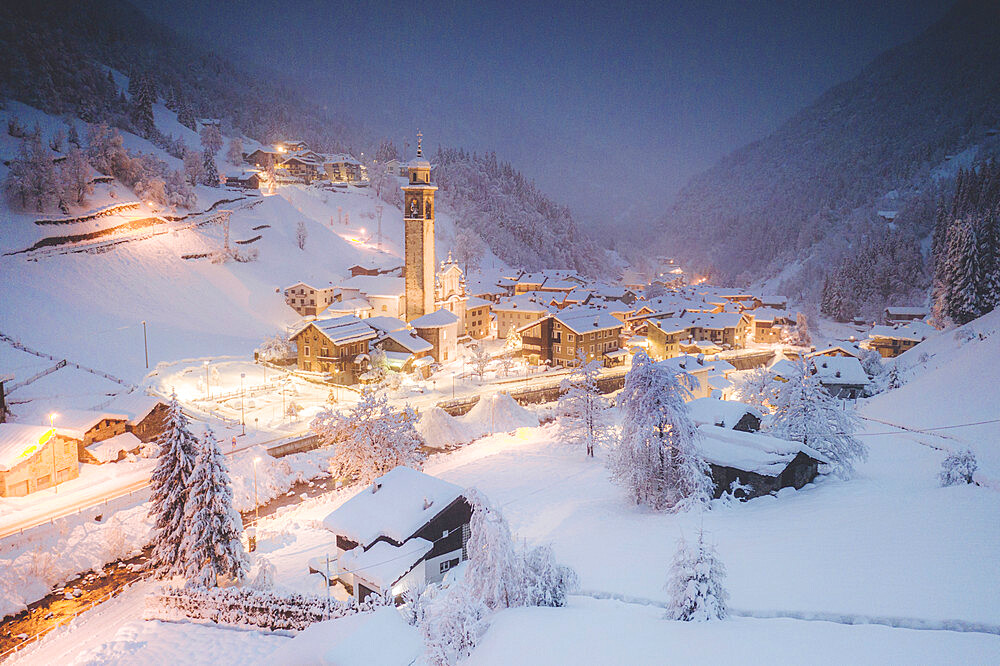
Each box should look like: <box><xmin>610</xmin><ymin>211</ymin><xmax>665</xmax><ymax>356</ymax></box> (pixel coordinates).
<box><xmin>421</xmin><ymin>582</ymin><xmax>489</xmax><ymax>666</ymax></box>
<box><xmin>665</xmin><ymin>531</ymin><xmax>729</xmax><ymax>622</ymax></box>
<box><xmin>731</xmin><ymin>366</ymin><xmax>778</xmax><ymax>412</ymax></box>
<box><xmin>523</xmin><ymin>544</ymin><xmax>578</xmax><ymax>607</ymax></box>
<box><xmin>939</xmin><ymin>449</ymin><xmax>978</xmax><ymax>486</ymax></box>
<box><xmin>610</xmin><ymin>350</ymin><xmax>712</xmax><ymax>511</ymax></box>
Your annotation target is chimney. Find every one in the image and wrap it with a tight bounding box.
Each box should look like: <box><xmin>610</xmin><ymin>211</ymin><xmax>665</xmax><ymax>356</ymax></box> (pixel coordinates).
<box><xmin>423</xmin><ymin>497</ymin><xmax>433</xmax><ymax>510</ymax></box>
<box><xmin>371</xmin><ymin>482</ymin><xmax>381</xmax><ymax>494</ymax></box>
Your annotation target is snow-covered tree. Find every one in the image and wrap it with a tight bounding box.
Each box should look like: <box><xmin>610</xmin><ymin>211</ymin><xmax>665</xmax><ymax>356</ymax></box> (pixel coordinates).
<box><xmin>610</xmin><ymin>350</ymin><xmax>713</xmax><ymax>511</ymax></box>
<box><xmin>498</xmin><ymin>349</ymin><xmax>515</xmax><ymax>377</ymax></box>
<box><xmin>939</xmin><ymin>449</ymin><xmax>977</xmax><ymax>486</ymax></box>
<box><xmin>768</xmin><ymin>359</ymin><xmax>867</xmax><ymax>478</ymax></box>
<box><xmin>3</xmin><ymin>134</ymin><xmax>59</xmax><ymax>211</ymax></box>
<box><xmin>421</xmin><ymin>582</ymin><xmax>489</xmax><ymax>666</ymax></box>
<box><xmin>452</xmin><ymin>227</ymin><xmax>486</xmax><ymax>276</ymax></box>
<box><xmin>183</xmin><ymin>148</ymin><xmax>205</xmax><ymax>186</ymax></box>
<box><xmin>944</xmin><ymin>219</ymin><xmax>981</xmax><ymax>326</ymax></box>
<box><xmin>60</xmin><ymin>144</ymin><xmax>93</xmax><ymax>206</ymax></box>
<box><xmin>464</xmin><ymin>489</ymin><xmax>524</xmax><ymax>609</ymax></box>
<box><xmin>226</xmin><ymin>137</ymin><xmax>244</xmax><ymax>165</ymax></box>
<box><xmin>469</xmin><ymin>342</ymin><xmax>491</xmax><ymax>382</ymax></box>
<box><xmin>200</xmin><ymin>124</ymin><xmax>223</xmax><ymax>155</ymax></box>
<box><xmin>257</xmin><ymin>334</ymin><xmax>291</xmax><ymax>364</ymax></box>
<box><xmin>557</xmin><ymin>350</ymin><xmax>612</xmax><ymax>457</ymax></box>
<box><xmin>664</xmin><ymin>530</ymin><xmax>729</xmax><ymax>621</ymax></box>
<box><xmin>129</xmin><ymin>73</ymin><xmax>156</xmax><ymax>137</ymax></box>
<box><xmin>523</xmin><ymin>544</ymin><xmax>578</xmax><ymax>607</ymax></box>
<box><xmin>202</xmin><ymin>149</ymin><xmax>219</xmax><ymax>186</ymax></box>
<box><xmin>296</xmin><ymin>220</ymin><xmax>307</xmax><ymax>250</ymax></box>
<box><xmin>181</xmin><ymin>427</ymin><xmax>248</xmax><ymax>587</ymax></box>
<box><xmin>147</xmin><ymin>392</ymin><xmax>199</xmax><ymax>576</ymax></box>
<box><xmin>311</xmin><ymin>390</ymin><xmax>425</xmax><ymax>484</ymax></box>
<box><xmin>503</xmin><ymin>325</ymin><xmax>522</xmax><ymax>353</ymax></box>
<box><xmin>859</xmin><ymin>348</ymin><xmax>884</xmax><ymax>379</ymax></box>
<box><xmin>782</xmin><ymin>313</ymin><xmax>812</xmax><ymax>346</ymax></box>
<box><xmin>731</xmin><ymin>366</ymin><xmax>778</xmax><ymax>412</ymax></box>
<box><xmin>365</xmin><ymin>344</ymin><xmax>390</xmax><ymax>384</ymax></box>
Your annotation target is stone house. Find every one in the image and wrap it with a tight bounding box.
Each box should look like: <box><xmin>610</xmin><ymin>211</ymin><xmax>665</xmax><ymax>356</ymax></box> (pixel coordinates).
<box><xmin>338</xmin><ymin>275</ymin><xmax>406</xmax><ymax>320</ymax></box>
<box><xmin>493</xmin><ymin>295</ymin><xmax>550</xmax><ymax>340</ymax></box>
<box><xmin>0</xmin><ymin>424</ymin><xmax>81</xmax><ymax>496</ymax></box>
<box><xmin>284</xmin><ymin>282</ymin><xmax>339</xmax><ymax>317</ymax></box>
<box><xmin>517</xmin><ymin>309</ymin><xmax>624</xmax><ymax>368</ymax></box>
<box><xmin>464</xmin><ymin>296</ymin><xmax>492</xmax><ymax>340</ymax></box>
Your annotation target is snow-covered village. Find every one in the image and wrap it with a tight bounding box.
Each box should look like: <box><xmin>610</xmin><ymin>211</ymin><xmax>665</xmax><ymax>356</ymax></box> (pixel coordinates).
<box><xmin>0</xmin><ymin>1</ymin><xmax>998</xmax><ymax>664</ymax></box>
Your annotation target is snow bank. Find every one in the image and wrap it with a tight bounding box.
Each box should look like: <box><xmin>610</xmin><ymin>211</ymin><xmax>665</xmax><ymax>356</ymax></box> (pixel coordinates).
<box><xmin>461</xmin><ymin>393</ymin><xmax>539</xmax><ymax>438</ymax></box>
<box><xmin>417</xmin><ymin>407</ymin><xmax>476</xmax><ymax>449</ymax></box>
<box><xmin>268</xmin><ymin>607</ymin><xmax>422</xmax><ymax>666</ymax></box>
<box><xmin>227</xmin><ymin>445</ymin><xmax>333</xmax><ymax>512</ymax></box>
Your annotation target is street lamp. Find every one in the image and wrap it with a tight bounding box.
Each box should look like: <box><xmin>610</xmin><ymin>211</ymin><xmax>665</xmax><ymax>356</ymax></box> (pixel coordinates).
<box><xmin>253</xmin><ymin>456</ymin><xmax>262</xmax><ymax>520</ymax></box>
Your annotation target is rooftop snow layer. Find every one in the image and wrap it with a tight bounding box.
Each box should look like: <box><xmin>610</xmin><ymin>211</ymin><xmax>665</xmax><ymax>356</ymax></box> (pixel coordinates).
<box><xmin>86</xmin><ymin>431</ymin><xmax>141</xmax><ymax>463</ymax></box>
<box><xmin>811</xmin><ymin>356</ymin><xmax>869</xmax><ymax>386</ymax></box>
<box><xmin>696</xmin><ymin>425</ymin><xmax>829</xmax><ymax>476</ymax></box>
<box><xmin>385</xmin><ymin>330</ymin><xmax>433</xmax><ymax>353</ymax></box>
<box><xmin>339</xmin><ymin>537</ymin><xmax>433</xmax><ymax>590</ymax></box>
<box><xmin>0</xmin><ymin>423</ymin><xmax>76</xmax><ymax>471</ymax></box>
<box><xmin>322</xmin><ymin>466</ymin><xmax>464</xmax><ymax>546</ymax></box>
<box><xmin>688</xmin><ymin>397</ymin><xmax>762</xmax><ymax>429</ymax></box>
<box><xmin>339</xmin><ymin>275</ymin><xmax>405</xmax><ymax>297</ymax></box>
<box><xmin>410</xmin><ymin>308</ymin><xmax>460</xmax><ymax>329</ymax></box>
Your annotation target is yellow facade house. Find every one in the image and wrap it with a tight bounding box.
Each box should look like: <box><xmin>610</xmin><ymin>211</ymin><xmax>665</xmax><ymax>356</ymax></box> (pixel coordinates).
<box><xmin>0</xmin><ymin>424</ymin><xmax>81</xmax><ymax>497</ymax></box>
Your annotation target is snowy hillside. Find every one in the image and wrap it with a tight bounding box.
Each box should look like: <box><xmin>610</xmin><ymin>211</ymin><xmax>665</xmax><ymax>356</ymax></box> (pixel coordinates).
<box><xmin>862</xmin><ymin>309</ymin><xmax>1000</xmax><ymax>484</ymax></box>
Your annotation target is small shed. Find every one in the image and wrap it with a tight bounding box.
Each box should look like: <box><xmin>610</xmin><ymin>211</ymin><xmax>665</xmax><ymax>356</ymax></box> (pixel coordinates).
<box><xmin>687</xmin><ymin>397</ymin><xmax>762</xmax><ymax>432</ymax></box>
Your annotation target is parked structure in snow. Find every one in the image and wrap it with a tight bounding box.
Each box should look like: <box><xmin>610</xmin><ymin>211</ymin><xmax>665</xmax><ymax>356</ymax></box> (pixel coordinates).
<box><xmin>320</xmin><ymin>466</ymin><xmax>472</xmax><ymax>602</ymax></box>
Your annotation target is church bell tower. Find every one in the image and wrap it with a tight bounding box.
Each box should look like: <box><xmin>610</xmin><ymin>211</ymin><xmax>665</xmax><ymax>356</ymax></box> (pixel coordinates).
<box><xmin>403</xmin><ymin>131</ymin><xmax>437</xmax><ymax>321</ymax></box>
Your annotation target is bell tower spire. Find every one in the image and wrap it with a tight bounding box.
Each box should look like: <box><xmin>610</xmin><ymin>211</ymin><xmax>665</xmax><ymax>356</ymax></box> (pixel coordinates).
<box><xmin>403</xmin><ymin>130</ymin><xmax>437</xmax><ymax>321</ymax></box>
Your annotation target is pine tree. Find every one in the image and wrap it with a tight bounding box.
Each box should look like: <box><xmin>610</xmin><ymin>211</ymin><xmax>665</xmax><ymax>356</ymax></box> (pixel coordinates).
<box><xmin>202</xmin><ymin>149</ymin><xmax>219</xmax><ymax>186</ymax></box>
<box><xmin>768</xmin><ymin>359</ymin><xmax>867</xmax><ymax>478</ymax></box>
<box><xmin>974</xmin><ymin>210</ymin><xmax>1000</xmax><ymax>313</ymax></box>
<box><xmin>557</xmin><ymin>350</ymin><xmax>612</xmax><ymax>456</ymax></box>
<box><xmin>664</xmin><ymin>530</ymin><xmax>729</xmax><ymax>621</ymax></box>
<box><xmin>610</xmin><ymin>350</ymin><xmax>713</xmax><ymax>511</ymax></box>
<box><xmin>463</xmin><ymin>489</ymin><xmax>524</xmax><ymax>609</ymax></box>
<box><xmin>130</xmin><ymin>74</ymin><xmax>156</xmax><ymax>137</ymax></box>
<box><xmin>180</xmin><ymin>427</ymin><xmax>248</xmax><ymax>587</ymax></box>
<box><xmin>147</xmin><ymin>392</ymin><xmax>199</xmax><ymax>576</ymax></box>
<box><xmin>944</xmin><ymin>219</ymin><xmax>980</xmax><ymax>325</ymax></box>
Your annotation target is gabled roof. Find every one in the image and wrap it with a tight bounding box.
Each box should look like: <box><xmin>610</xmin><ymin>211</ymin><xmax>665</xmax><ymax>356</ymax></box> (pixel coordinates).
<box><xmin>339</xmin><ymin>275</ymin><xmax>405</xmax><ymax>298</ymax></box>
<box><xmin>688</xmin><ymin>397</ymin><xmax>762</xmax><ymax>429</ymax></box>
<box><xmin>811</xmin><ymin>356</ymin><xmax>869</xmax><ymax>386</ymax></box>
<box><xmin>466</xmin><ymin>296</ymin><xmax>492</xmax><ymax>309</ymax></box>
<box><xmin>293</xmin><ymin>315</ymin><xmax>378</xmax><ymax>346</ymax></box>
<box><xmin>340</xmin><ymin>538</ymin><xmax>433</xmax><ymax>590</ymax></box>
<box><xmin>410</xmin><ymin>308</ymin><xmax>460</xmax><ymax>329</ymax></box>
<box><xmin>868</xmin><ymin>321</ymin><xmax>936</xmax><ymax>342</ymax></box>
<box><xmin>679</xmin><ymin>311</ymin><xmax>747</xmax><ymax>330</ymax></box>
<box><xmin>53</xmin><ymin>409</ymin><xmax>129</xmax><ymax>433</ymax></box>
<box><xmin>105</xmin><ymin>392</ymin><xmax>166</xmax><ymax>424</ymax></box>
<box><xmin>322</xmin><ymin>466</ymin><xmax>464</xmax><ymax>547</ymax></box>
<box><xmin>554</xmin><ymin>309</ymin><xmax>623</xmax><ymax>334</ymax></box>
<box><xmin>493</xmin><ymin>295</ymin><xmax>550</xmax><ymax>314</ymax></box>
<box><xmin>385</xmin><ymin>330</ymin><xmax>433</xmax><ymax>354</ymax></box>
<box><xmin>365</xmin><ymin>316</ymin><xmax>407</xmax><ymax>334</ymax></box>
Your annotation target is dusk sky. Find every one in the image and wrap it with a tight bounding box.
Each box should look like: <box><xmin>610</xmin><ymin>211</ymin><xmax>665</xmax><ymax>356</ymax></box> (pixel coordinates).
<box><xmin>137</xmin><ymin>0</ymin><xmax>954</xmax><ymax>230</ymax></box>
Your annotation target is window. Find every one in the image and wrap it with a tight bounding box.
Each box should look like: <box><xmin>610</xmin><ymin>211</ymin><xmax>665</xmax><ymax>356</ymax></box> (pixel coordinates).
<box><xmin>555</xmin><ymin>345</ymin><xmax>561</xmax><ymax>353</ymax></box>
<box><xmin>304</xmin><ymin>346</ymin><xmax>311</xmax><ymax>356</ymax></box>
<box><xmin>439</xmin><ymin>557</ymin><xmax>460</xmax><ymax>574</ymax></box>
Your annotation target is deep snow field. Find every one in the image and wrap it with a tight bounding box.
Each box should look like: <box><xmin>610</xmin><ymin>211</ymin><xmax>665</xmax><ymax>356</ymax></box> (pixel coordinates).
<box><xmin>10</xmin><ymin>418</ymin><xmax>1000</xmax><ymax>665</ymax></box>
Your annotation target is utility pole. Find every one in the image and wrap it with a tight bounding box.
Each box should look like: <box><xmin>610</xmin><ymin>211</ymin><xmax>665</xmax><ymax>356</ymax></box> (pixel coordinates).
<box><xmin>142</xmin><ymin>320</ymin><xmax>148</xmax><ymax>369</ymax></box>
<box><xmin>375</xmin><ymin>204</ymin><xmax>384</xmax><ymax>251</ymax></box>
<box><xmin>240</xmin><ymin>372</ymin><xmax>246</xmax><ymax>436</ymax></box>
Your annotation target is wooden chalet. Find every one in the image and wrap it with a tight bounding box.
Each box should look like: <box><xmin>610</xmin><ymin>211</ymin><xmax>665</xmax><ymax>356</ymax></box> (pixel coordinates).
<box><xmin>291</xmin><ymin>315</ymin><xmax>378</xmax><ymax>383</ymax></box>
<box><xmin>517</xmin><ymin>308</ymin><xmax>624</xmax><ymax>368</ymax></box>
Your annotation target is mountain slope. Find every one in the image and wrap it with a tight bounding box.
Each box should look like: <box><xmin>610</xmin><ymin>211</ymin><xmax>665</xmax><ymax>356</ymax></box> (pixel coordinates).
<box><xmin>659</xmin><ymin>0</ymin><xmax>1000</xmax><ymax>285</ymax></box>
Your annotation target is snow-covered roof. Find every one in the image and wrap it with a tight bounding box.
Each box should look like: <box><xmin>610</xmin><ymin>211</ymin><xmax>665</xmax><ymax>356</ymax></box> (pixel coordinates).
<box><xmin>410</xmin><ymin>308</ymin><xmax>460</xmax><ymax>329</ymax></box>
<box><xmin>322</xmin><ymin>466</ymin><xmax>464</xmax><ymax>547</ymax></box>
<box><xmin>340</xmin><ymin>537</ymin><xmax>433</xmax><ymax>590</ymax></box>
<box><xmin>0</xmin><ymin>424</ymin><xmax>77</xmax><ymax>471</ymax></box>
<box><xmin>385</xmin><ymin>330</ymin><xmax>433</xmax><ymax>354</ymax></box>
<box><xmin>679</xmin><ymin>311</ymin><xmax>746</xmax><ymax>330</ymax></box>
<box><xmin>323</xmin><ymin>298</ymin><xmax>373</xmax><ymax>316</ymax></box>
<box><xmin>339</xmin><ymin>275</ymin><xmax>405</xmax><ymax>298</ymax></box>
<box><xmin>809</xmin><ymin>344</ymin><xmax>862</xmax><ymax>359</ymax></box>
<box><xmin>696</xmin><ymin>425</ymin><xmax>829</xmax><ymax>476</ymax></box>
<box><xmin>52</xmin><ymin>409</ymin><xmax>129</xmax><ymax>434</ymax></box>
<box><xmin>811</xmin><ymin>356</ymin><xmax>869</xmax><ymax>386</ymax></box>
<box><xmin>86</xmin><ymin>432</ymin><xmax>141</xmax><ymax>463</ymax></box>
<box><xmin>688</xmin><ymin>397</ymin><xmax>762</xmax><ymax>429</ymax></box>
<box><xmin>751</xmin><ymin>307</ymin><xmax>793</xmax><ymax>323</ymax></box>
<box><xmin>466</xmin><ymin>296</ymin><xmax>492</xmax><ymax>309</ymax></box>
<box><xmin>294</xmin><ymin>315</ymin><xmax>378</xmax><ymax>346</ymax></box>
<box><xmin>885</xmin><ymin>306</ymin><xmax>928</xmax><ymax>317</ymax></box>
<box><xmin>104</xmin><ymin>392</ymin><xmax>165</xmax><ymax>424</ymax></box>
<box><xmin>768</xmin><ymin>358</ymin><xmax>800</xmax><ymax>379</ymax></box>
<box><xmin>868</xmin><ymin>321</ymin><xmax>936</xmax><ymax>342</ymax></box>
<box><xmin>554</xmin><ymin>308</ymin><xmax>623</xmax><ymax>334</ymax></box>
<box><xmin>492</xmin><ymin>295</ymin><xmax>551</xmax><ymax>313</ymax></box>
<box><xmin>364</xmin><ymin>316</ymin><xmax>407</xmax><ymax>334</ymax></box>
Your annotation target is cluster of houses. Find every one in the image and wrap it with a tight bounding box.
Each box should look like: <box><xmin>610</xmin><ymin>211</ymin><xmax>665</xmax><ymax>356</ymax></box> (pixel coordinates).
<box><xmin>223</xmin><ymin>139</ymin><xmax>367</xmax><ymax>190</ymax></box>
<box><xmin>0</xmin><ymin>393</ymin><xmax>168</xmax><ymax>497</ymax></box>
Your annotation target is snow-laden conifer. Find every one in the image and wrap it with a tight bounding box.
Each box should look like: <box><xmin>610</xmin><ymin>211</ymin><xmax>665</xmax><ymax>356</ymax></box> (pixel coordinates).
<box><xmin>464</xmin><ymin>489</ymin><xmax>524</xmax><ymax>609</ymax></box>
<box><xmin>939</xmin><ymin>449</ymin><xmax>978</xmax><ymax>486</ymax></box>
<box><xmin>731</xmin><ymin>366</ymin><xmax>778</xmax><ymax>412</ymax></box>
<box><xmin>181</xmin><ymin>426</ymin><xmax>248</xmax><ymax>587</ymax></box>
<box><xmin>147</xmin><ymin>391</ymin><xmax>199</xmax><ymax>575</ymax></box>
<box><xmin>557</xmin><ymin>350</ymin><xmax>612</xmax><ymax>456</ymax></box>
<box><xmin>523</xmin><ymin>544</ymin><xmax>579</xmax><ymax>607</ymax></box>
<box><xmin>311</xmin><ymin>389</ymin><xmax>425</xmax><ymax>484</ymax></box>
<box><xmin>610</xmin><ymin>350</ymin><xmax>712</xmax><ymax>511</ymax></box>
<box><xmin>665</xmin><ymin>530</ymin><xmax>729</xmax><ymax>621</ymax></box>
<box><xmin>944</xmin><ymin>219</ymin><xmax>980</xmax><ymax>325</ymax></box>
<box><xmin>768</xmin><ymin>359</ymin><xmax>867</xmax><ymax>478</ymax></box>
